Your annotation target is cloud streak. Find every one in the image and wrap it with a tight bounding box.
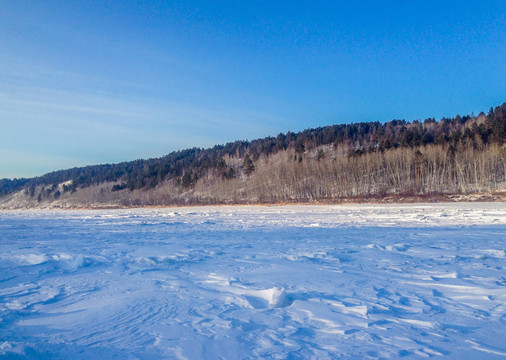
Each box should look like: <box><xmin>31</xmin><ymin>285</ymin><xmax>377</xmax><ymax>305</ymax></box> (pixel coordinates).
<box><xmin>0</xmin><ymin>64</ymin><xmax>287</xmax><ymax>177</ymax></box>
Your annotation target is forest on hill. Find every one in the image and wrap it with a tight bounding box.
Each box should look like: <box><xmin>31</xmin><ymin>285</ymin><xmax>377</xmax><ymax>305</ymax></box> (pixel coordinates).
<box><xmin>1</xmin><ymin>102</ymin><xmax>505</xmax><ymax>208</ymax></box>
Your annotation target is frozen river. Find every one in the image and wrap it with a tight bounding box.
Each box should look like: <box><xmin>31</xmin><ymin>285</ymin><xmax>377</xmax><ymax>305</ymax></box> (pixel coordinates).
<box><xmin>1</xmin><ymin>203</ymin><xmax>505</xmax><ymax>359</ymax></box>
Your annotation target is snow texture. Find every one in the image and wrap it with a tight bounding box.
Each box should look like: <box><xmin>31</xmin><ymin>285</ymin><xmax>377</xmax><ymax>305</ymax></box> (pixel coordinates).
<box><xmin>0</xmin><ymin>203</ymin><xmax>505</xmax><ymax>359</ymax></box>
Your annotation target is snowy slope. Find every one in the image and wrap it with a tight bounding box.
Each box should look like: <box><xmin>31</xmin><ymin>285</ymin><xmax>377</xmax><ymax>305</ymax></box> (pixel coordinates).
<box><xmin>0</xmin><ymin>203</ymin><xmax>505</xmax><ymax>359</ymax></box>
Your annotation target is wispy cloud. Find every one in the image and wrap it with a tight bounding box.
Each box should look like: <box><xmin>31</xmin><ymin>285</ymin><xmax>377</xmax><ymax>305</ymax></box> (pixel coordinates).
<box><xmin>0</xmin><ymin>63</ymin><xmax>288</xmax><ymax>177</ymax></box>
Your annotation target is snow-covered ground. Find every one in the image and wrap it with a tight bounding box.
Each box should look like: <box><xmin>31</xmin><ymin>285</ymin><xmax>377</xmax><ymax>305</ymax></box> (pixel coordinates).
<box><xmin>0</xmin><ymin>203</ymin><xmax>505</xmax><ymax>359</ymax></box>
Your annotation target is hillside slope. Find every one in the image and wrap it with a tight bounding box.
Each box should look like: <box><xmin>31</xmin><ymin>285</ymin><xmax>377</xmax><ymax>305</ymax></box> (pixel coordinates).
<box><xmin>1</xmin><ymin>103</ymin><xmax>505</xmax><ymax>208</ymax></box>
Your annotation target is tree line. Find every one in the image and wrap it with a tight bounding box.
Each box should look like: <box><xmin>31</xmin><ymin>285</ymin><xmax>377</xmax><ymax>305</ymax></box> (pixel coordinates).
<box><xmin>0</xmin><ymin>102</ymin><xmax>504</xmax><ymax>203</ymax></box>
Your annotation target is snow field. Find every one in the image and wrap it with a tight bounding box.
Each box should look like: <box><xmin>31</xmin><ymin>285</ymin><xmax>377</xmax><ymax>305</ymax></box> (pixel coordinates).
<box><xmin>0</xmin><ymin>203</ymin><xmax>505</xmax><ymax>359</ymax></box>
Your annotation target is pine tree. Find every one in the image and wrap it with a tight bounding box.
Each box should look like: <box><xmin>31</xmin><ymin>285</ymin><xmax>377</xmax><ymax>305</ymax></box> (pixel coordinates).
<box><xmin>243</xmin><ymin>155</ymin><xmax>255</xmax><ymax>176</ymax></box>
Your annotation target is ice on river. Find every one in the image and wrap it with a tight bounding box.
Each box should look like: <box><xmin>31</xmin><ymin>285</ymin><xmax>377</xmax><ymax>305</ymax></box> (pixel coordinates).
<box><xmin>0</xmin><ymin>203</ymin><xmax>505</xmax><ymax>359</ymax></box>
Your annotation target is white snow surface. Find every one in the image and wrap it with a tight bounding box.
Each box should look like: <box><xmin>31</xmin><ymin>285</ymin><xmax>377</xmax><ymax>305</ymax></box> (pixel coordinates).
<box><xmin>0</xmin><ymin>203</ymin><xmax>505</xmax><ymax>359</ymax></box>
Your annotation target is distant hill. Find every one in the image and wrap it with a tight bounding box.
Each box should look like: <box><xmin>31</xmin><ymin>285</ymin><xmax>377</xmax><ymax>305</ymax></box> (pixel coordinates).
<box><xmin>1</xmin><ymin>102</ymin><xmax>505</xmax><ymax>209</ymax></box>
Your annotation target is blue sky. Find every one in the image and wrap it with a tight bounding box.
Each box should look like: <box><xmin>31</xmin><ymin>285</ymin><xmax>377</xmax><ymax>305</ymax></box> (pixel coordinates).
<box><xmin>1</xmin><ymin>1</ymin><xmax>505</xmax><ymax>178</ymax></box>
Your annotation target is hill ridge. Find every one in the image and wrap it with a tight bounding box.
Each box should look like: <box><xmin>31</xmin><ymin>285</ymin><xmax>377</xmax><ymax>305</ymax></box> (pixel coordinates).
<box><xmin>1</xmin><ymin>102</ymin><xmax>505</xmax><ymax>208</ymax></box>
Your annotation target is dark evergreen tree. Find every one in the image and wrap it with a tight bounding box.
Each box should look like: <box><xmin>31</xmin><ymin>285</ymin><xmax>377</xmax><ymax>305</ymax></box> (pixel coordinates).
<box><xmin>243</xmin><ymin>155</ymin><xmax>255</xmax><ymax>175</ymax></box>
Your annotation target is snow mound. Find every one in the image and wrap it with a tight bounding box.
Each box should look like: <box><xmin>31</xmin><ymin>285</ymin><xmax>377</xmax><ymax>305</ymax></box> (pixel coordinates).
<box><xmin>241</xmin><ymin>287</ymin><xmax>292</xmax><ymax>309</ymax></box>
<box><xmin>259</xmin><ymin>287</ymin><xmax>290</xmax><ymax>308</ymax></box>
